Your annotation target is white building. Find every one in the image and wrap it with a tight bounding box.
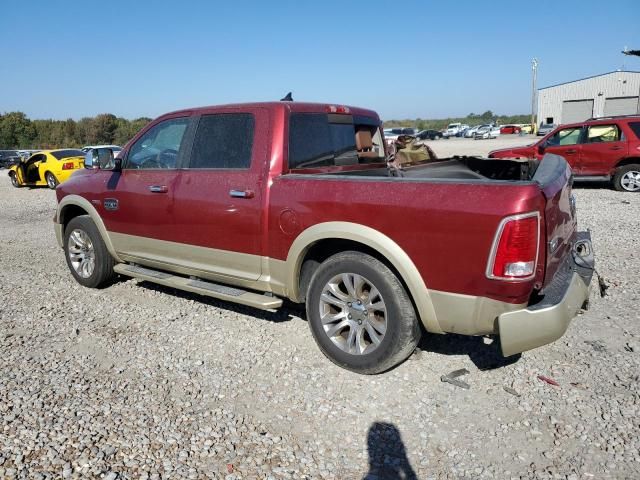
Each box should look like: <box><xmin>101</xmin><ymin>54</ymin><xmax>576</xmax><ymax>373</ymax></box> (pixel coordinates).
<box><xmin>537</xmin><ymin>70</ymin><xmax>640</xmax><ymax>126</ymax></box>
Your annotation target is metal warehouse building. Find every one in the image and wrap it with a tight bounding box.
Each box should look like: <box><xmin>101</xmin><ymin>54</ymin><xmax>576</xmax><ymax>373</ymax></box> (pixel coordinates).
<box><xmin>537</xmin><ymin>70</ymin><xmax>640</xmax><ymax>126</ymax></box>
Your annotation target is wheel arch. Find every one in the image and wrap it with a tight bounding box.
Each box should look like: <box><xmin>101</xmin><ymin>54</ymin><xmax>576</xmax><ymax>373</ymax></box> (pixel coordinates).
<box><xmin>614</xmin><ymin>157</ymin><xmax>640</xmax><ymax>169</ymax></box>
<box><xmin>285</xmin><ymin>222</ymin><xmax>443</xmax><ymax>334</ymax></box>
<box><xmin>57</xmin><ymin>195</ymin><xmax>122</xmax><ymax>262</ymax></box>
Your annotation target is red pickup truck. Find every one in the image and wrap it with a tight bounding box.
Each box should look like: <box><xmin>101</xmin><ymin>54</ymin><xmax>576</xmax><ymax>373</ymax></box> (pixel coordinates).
<box><xmin>489</xmin><ymin>115</ymin><xmax>640</xmax><ymax>192</ymax></box>
<box><xmin>54</xmin><ymin>102</ymin><xmax>594</xmax><ymax>373</ymax></box>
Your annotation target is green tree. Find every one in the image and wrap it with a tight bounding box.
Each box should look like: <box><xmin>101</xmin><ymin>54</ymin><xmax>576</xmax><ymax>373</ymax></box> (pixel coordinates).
<box><xmin>0</xmin><ymin>112</ymin><xmax>36</xmax><ymax>148</ymax></box>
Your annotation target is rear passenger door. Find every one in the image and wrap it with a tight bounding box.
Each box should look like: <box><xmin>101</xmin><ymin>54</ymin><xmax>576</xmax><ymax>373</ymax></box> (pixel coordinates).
<box><xmin>170</xmin><ymin>108</ymin><xmax>269</xmax><ymax>281</ymax></box>
<box><xmin>578</xmin><ymin>123</ymin><xmax>628</xmax><ymax>176</ymax></box>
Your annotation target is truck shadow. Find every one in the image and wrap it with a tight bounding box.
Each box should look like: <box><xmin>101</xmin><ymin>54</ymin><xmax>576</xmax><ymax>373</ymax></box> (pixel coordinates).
<box><xmin>363</xmin><ymin>422</ymin><xmax>418</xmax><ymax>480</ymax></box>
<box><xmin>417</xmin><ymin>333</ymin><xmax>521</xmax><ymax>371</ymax></box>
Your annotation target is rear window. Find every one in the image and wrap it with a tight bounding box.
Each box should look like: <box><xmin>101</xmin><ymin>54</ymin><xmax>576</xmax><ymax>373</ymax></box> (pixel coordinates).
<box><xmin>628</xmin><ymin>122</ymin><xmax>640</xmax><ymax>140</ymax></box>
<box><xmin>189</xmin><ymin>113</ymin><xmax>254</xmax><ymax>169</ymax></box>
<box><xmin>51</xmin><ymin>149</ymin><xmax>84</xmax><ymax>160</ymax></box>
<box><xmin>289</xmin><ymin>113</ymin><xmax>382</xmax><ymax>169</ymax></box>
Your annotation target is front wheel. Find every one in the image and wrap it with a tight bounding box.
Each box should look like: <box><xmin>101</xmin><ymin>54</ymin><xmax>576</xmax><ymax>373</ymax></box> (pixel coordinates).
<box><xmin>64</xmin><ymin>215</ymin><xmax>116</xmax><ymax>288</ymax></box>
<box><xmin>613</xmin><ymin>164</ymin><xmax>640</xmax><ymax>192</ymax></box>
<box><xmin>306</xmin><ymin>251</ymin><xmax>421</xmax><ymax>374</ymax></box>
<box><xmin>45</xmin><ymin>172</ymin><xmax>59</xmax><ymax>189</ymax></box>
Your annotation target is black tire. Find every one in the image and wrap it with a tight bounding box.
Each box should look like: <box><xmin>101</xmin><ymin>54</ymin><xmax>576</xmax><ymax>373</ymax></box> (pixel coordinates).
<box><xmin>63</xmin><ymin>215</ymin><xmax>116</xmax><ymax>288</ymax></box>
<box><xmin>45</xmin><ymin>172</ymin><xmax>59</xmax><ymax>189</ymax></box>
<box><xmin>612</xmin><ymin>164</ymin><xmax>640</xmax><ymax>192</ymax></box>
<box><xmin>306</xmin><ymin>251</ymin><xmax>421</xmax><ymax>374</ymax></box>
<box><xmin>9</xmin><ymin>172</ymin><xmax>21</xmax><ymax>188</ymax></box>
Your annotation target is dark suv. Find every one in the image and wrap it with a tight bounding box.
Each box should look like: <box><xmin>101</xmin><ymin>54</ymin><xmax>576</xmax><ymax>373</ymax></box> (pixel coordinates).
<box><xmin>489</xmin><ymin>115</ymin><xmax>640</xmax><ymax>192</ymax></box>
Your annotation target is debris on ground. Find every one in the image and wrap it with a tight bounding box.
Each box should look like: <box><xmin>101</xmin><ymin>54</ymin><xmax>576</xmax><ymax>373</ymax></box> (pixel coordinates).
<box><xmin>584</xmin><ymin>339</ymin><xmax>607</xmax><ymax>352</ymax></box>
<box><xmin>441</xmin><ymin>368</ymin><xmax>470</xmax><ymax>389</ymax></box>
<box><xmin>503</xmin><ymin>386</ymin><xmax>520</xmax><ymax>396</ymax></box>
<box><xmin>537</xmin><ymin>375</ymin><xmax>560</xmax><ymax>387</ymax></box>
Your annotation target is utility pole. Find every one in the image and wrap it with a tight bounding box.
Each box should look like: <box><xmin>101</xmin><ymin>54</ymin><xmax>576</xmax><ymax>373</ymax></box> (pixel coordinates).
<box><xmin>531</xmin><ymin>58</ymin><xmax>538</xmax><ymax>134</ymax></box>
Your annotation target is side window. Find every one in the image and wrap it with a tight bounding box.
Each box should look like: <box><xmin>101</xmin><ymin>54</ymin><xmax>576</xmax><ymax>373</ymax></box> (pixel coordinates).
<box><xmin>586</xmin><ymin>124</ymin><xmax>621</xmax><ymax>143</ymax></box>
<box><xmin>628</xmin><ymin>122</ymin><xmax>640</xmax><ymax>140</ymax></box>
<box><xmin>547</xmin><ymin>127</ymin><xmax>582</xmax><ymax>146</ymax></box>
<box><xmin>189</xmin><ymin>114</ymin><xmax>255</xmax><ymax>169</ymax></box>
<box><xmin>127</xmin><ymin>117</ymin><xmax>189</xmax><ymax>169</ymax></box>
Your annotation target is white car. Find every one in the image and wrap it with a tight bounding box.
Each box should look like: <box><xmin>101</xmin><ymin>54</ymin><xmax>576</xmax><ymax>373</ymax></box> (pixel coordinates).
<box><xmin>464</xmin><ymin>126</ymin><xmax>481</xmax><ymax>138</ymax></box>
<box><xmin>473</xmin><ymin>125</ymin><xmax>501</xmax><ymax>140</ymax></box>
<box><xmin>383</xmin><ymin>128</ymin><xmax>417</xmax><ymax>143</ymax></box>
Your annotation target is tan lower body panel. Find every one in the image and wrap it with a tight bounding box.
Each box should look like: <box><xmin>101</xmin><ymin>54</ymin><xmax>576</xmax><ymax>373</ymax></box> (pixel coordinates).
<box><xmin>110</xmin><ymin>232</ymin><xmax>289</xmax><ymax>296</ymax></box>
<box><xmin>428</xmin><ymin>289</ymin><xmax>525</xmax><ymax>336</ymax></box>
<box><xmin>498</xmin><ymin>272</ymin><xmax>590</xmax><ymax>357</ymax></box>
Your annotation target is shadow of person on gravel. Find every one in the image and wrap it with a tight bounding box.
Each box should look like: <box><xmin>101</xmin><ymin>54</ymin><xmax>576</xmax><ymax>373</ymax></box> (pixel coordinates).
<box><xmin>417</xmin><ymin>333</ymin><xmax>521</xmax><ymax>371</ymax></box>
<box><xmin>363</xmin><ymin>422</ymin><xmax>418</xmax><ymax>480</ymax></box>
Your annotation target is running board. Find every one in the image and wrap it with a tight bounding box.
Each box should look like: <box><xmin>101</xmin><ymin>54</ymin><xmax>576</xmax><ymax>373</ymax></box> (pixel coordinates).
<box><xmin>574</xmin><ymin>175</ymin><xmax>611</xmax><ymax>182</ymax></box>
<box><xmin>113</xmin><ymin>264</ymin><xmax>283</xmax><ymax>311</ymax></box>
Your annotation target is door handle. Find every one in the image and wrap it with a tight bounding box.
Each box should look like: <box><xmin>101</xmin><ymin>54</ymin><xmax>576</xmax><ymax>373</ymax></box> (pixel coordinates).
<box><xmin>566</xmin><ymin>149</ymin><xmax>577</xmax><ymax>154</ymax></box>
<box><xmin>148</xmin><ymin>185</ymin><xmax>168</xmax><ymax>193</ymax></box>
<box><xmin>610</xmin><ymin>146</ymin><xmax>622</xmax><ymax>151</ymax></box>
<box><xmin>229</xmin><ymin>189</ymin><xmax>255</xmax><ymax>199</ymax></box>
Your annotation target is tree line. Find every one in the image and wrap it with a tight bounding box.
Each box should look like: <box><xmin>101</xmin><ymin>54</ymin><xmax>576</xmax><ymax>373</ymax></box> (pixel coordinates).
<box><xmin>0</xmin><ymin>112</ymin><xmax>151</xmax><ymax>149</ymax></box>
<box><xmin>383</xmin><ymin>111</ymin><xmax>533</xmax><ymax>130</ymax></box>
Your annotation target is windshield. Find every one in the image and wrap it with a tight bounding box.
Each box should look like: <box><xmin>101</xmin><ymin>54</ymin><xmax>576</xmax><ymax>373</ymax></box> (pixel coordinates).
<box><xmin>51</xmin><ymin>149</ymin><xmax>85</xmax><ymax>160</ymax></box>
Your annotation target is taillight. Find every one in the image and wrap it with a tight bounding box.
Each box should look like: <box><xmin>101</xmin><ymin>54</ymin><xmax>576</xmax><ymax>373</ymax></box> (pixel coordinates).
<box><xmin>62</xmin><ymin>162</ymin><xmax>75</xmax><ymax>170</ymax></box>
<box><xmin>487</xmin><ymin>213</ymin><xmax>539</xmax><ymax>280</ymax></box>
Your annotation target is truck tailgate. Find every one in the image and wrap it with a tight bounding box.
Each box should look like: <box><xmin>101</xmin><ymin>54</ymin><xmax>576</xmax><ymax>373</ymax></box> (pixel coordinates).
<box><xmin>533</xmin><ymin>154</ymin><xmax>577</xmax><ymax>287</ymax></box>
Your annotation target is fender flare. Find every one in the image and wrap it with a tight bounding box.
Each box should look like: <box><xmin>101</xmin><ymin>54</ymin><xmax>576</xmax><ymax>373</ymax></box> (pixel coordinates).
<box><xmin>285</xmin><ymin>221</ymin><xmax>443</xmax><ymax>334</ymax></box>
<box><xmin>56</xmin><ymin>195</ymin><xmax>123</xmax><ymax>262</ymax></box>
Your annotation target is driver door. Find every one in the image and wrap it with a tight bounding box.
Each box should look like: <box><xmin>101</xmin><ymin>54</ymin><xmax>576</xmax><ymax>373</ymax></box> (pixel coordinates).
<box><xmin>98</xmin><ymin>115</ymin><xmax>194</xmax><ymax>263</ymax></box>
<box><xmin>542</xmin><ymin>126</ymin><xmax>584</xmax><ymax>169</ymax></box>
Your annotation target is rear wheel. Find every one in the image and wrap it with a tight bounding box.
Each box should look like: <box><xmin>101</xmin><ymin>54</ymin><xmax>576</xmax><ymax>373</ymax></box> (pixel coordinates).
<box><xmin>613</xmin><ymin>164</ymin><xmax>640</xmax><ymax>192</ymax></box>
<box><xmin>64</xmin><ymin>215</ymin><xmax>116</xmax><ymax>288</ymax></box>
<box><xmin>9</xmin><ymin>172</ymin><xmax>21</xmax><ymax>188</ymax></box>
<box><xmin>45</xmin><ymin>172</ymin><xmax>59</xmax><ymax>189</ymax></box>
<box><xmin>306</xmin><ymin>251</ymin><xmax>421</xmax><ymax>374</ymax></box>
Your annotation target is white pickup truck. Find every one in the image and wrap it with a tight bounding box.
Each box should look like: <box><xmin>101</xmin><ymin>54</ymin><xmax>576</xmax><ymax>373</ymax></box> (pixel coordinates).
<box><xmin>443</xmin><ymin>123</ymin><xmax>468</xmax><ymax>137</ymax></box>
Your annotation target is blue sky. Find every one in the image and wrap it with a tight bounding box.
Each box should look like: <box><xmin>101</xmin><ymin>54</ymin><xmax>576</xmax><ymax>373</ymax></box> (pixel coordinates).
<box><xmin>1</xmin><ymin>0</ymin><xmax>638</xmax><ymax>120</ymax></box>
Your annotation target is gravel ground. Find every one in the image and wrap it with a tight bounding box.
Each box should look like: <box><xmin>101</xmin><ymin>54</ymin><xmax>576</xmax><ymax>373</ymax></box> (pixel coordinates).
<box><xmin>0</xmin><ymin>159</ymin><xmax>639</xmax><ymax>479</ymax></box>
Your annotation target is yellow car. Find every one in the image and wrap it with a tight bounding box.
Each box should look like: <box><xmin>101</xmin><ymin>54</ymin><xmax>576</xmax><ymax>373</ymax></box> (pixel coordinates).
<box><xmin>8</xmin><ymin>149</ymin><xmax>85</xmax><ymax>189</ymax></box>
<box><xmin>520</xmin><ymin>124</ymin><xmax>534</xmax><ymax>134</ymax></box>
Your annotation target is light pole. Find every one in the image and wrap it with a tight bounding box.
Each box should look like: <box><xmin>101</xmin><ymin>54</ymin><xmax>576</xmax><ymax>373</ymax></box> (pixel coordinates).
<box><xmin>531</xmin><ymin>58</ymin><xmax>538</xmax><ymax>134</ymax></box>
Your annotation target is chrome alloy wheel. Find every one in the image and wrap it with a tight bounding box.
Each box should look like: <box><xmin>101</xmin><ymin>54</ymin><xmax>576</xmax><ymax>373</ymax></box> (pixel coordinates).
<box><xmin>621</xmin><ymin>170</ymin><xmax>640</xmax><ymax>192</ymax></box>
<box><xmin>318</xmin><ymin>273</ymin><xmax>387</xmax><ymax>355</ymax></box>
<box><xmin>67</xmin><ymin>229</ymin><xmax>95</xmax><ymax>278</ymax></box>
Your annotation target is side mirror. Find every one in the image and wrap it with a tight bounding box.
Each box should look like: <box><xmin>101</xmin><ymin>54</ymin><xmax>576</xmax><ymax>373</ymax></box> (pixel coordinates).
<box><xmin>537</xmin><ymin>143</ymin><xmax>546</xmax><ymax>154</ymax></box>
<box><xmin>85</xmin><ymin>148</ymin><xmax>122</xmax><ymax>171</ymax></box>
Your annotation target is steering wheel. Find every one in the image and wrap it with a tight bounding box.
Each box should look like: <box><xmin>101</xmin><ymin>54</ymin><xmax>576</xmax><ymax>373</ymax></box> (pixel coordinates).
<box><xmin>157</xmin><ymin>148</ymin><xmax>178</xmax><ymax>168</ymax></box>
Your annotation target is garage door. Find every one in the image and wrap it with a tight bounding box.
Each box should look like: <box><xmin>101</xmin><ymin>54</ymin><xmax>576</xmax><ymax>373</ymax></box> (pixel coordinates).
<box><xmin>604</xmin><ymin>96</ymin><xmax>639</xmax><ymax>116</ymax></box>
<box><xmin>562</xmin><ymin>100</ymin><xmax>594</xmax><ymax>123</ymax></box>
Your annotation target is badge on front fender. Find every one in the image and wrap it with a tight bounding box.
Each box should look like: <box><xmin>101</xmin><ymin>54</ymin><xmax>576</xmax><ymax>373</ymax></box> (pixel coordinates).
<box><xmin>103</xmin><ymin>198</ymin><xmax>118</xmax><ymax>211</ymax></box>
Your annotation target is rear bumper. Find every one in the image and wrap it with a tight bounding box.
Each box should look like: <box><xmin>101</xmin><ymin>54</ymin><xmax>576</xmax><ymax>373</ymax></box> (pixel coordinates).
<box><xmin>498</xmin><ymin>231</ymin><xmax>594</xmax><ymax>357</ymax></box>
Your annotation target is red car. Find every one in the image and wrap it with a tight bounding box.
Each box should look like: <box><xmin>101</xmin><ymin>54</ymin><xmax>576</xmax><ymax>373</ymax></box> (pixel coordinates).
<box><xmin>500</xmin><ymin>125</ymin><xmax>522</xmax><ymax>135</ymax></box>
<box><xmin>53</xmin><ymin>101</ymin><xmax>594</xmax><ymax>373</ymax></box>
<box><xmin>489</xmin><ymin>115</ymin><xmax>640</xmax><ymax>192</ymax></box>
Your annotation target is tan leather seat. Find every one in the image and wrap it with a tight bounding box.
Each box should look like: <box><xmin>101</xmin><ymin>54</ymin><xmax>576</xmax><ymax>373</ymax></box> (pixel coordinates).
<box><xmin>355</xmin><ymin>130</ymin><xmax>379</xmax><ymax>158</ymax></box>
